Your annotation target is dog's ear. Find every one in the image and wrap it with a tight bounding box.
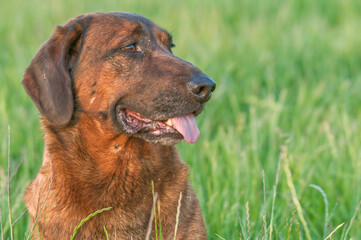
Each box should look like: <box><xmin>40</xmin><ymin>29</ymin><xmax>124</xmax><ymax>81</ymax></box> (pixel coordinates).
<box><xmin>22</xmin><ymin>22</ymin><xmax>85</xmax><ymax>127</ymax></box>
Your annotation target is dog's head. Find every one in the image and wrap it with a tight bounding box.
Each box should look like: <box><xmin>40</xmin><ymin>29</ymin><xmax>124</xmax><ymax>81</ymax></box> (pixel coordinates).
<box><xmin>23</xmin><ymin>12</ymin><xmax>215</xmax><ymax>145</ymax></box>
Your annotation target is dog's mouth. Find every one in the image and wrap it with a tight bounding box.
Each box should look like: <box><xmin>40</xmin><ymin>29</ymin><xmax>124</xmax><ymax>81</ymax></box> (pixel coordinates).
<box><xmin>115</xmin><ymin>107</ymin><xmax>201</xmax><ymax>144</ymax></box>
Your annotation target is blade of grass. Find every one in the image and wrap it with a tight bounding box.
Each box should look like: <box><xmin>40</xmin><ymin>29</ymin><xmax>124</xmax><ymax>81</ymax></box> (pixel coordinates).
<box><xmin>7</xmin><ymin>126</ymin><xmax>14</xmax><ymax>240</ymax></box>
<box><xmin>237</xmin><ymin>211</ymin><xmax>246</xmax><ymax>240</ymax></box>
<box><xmin>287</xmin><ymin>207</ymin><xmax>297</xmax><ymax>240</ymax></box>
<box><xmin>0</xmin><ymin>209</ymin><xmax>4</xmax><ymax>240</ymax></box>
<box><xmin>41</xmin><ymin>206</ymin><xmax>46</xmax><ymax>240</ymax></box>
<box><xmin>215</xmin><ymin>233</ymin><xmax>226</xmax><ymax>240</ymax></box>
<box><xmin>262</xmin><ymin>170</ymin><xmax>268</xmax><ymax>239</ymax></box>
<box><xmin>342</xmin><ymin>201</ymin><xmax>361</xmax><ymax>240</ymax></box>
<box><xmin>282</xmin><ymin>146</ymin><xmax>312</xmax><ymax>240</ymax></box>
<box><xmin>246</xmin><ymin>201</ymin><xmax>250</xmax><ymax>240</ymax></box>
<box><xmin>157</xmin><ymin>200</ymin><xmax>162</xmax><ymax>240</ymax></box>
<box><xmin>269</xmin><ymin>150</ymin><xmax>282</xmax><ymax>240</ymax></box>
<box><xmin>104</xmin><ymin>226</ymin><xmax>109</xmax><ymax>240</ymax></box>
<box><xmin>174</xmin><ymin>191</ymin><xmax>182</xmax><ymax>240</ymax></box>
<box><xmin>12</xmin><ymin>209</ymin><xmax>28</xmax><ymax>227</ymax></box>
<box><xmin>70</xmin><ymin>207</ymin><xmax>112</xmax><ymax>240</ymax></box>
<box><xmin>151</xmin><ymin>181</ymin><xmax>158</xmax><ymax>240</ymax></box>
<box><xmin>296</xmin><ymin>222</ymin><xmax>301</xmax><ymax>239</ymax></box>
<box><xmin>26</xmin><ymin>174</ymin><xmax>53</xmax><ymax>240</ymax></box>
<box><xmin>256</xmin><ymin>216</ymin><xmax>266</xmax><ymax>239</ymax></box>
<box><xmin>309</xmin><ymin>184</ymin><xmax>329</xmax><ymax>239</ymax></box>
<box><xmin>145</xmin><ymin>185</ymin><xmax>158</xmax><ymax>240</ymax></box>
<box><xmin>1</xmin><ymin>158</ymin><xmax>24</xmax><ymax>197</ymax></box>
<box><xmin>324</xmin><ymin>222</ymin><xmax>344</xmax><ymax>240</ymax></box>
<box><xmin>340</xmin><ymin>222</ymin><xmax>347</xmax><ymax>240</ymax></box>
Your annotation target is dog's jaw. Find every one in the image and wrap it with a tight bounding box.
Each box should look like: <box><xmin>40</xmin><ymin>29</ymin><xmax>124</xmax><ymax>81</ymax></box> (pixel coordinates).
<box><xmin>115</xmin><ymin>107</ymin><xmax>201</xmax><ymax>145</ymax></box>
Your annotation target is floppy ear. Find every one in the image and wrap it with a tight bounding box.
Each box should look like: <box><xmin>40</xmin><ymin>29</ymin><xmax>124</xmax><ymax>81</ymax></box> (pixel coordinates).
<box><xmin>22</xmin><ymin>22</ymin><xmax>84</xmax><ymax>127</ymax></box>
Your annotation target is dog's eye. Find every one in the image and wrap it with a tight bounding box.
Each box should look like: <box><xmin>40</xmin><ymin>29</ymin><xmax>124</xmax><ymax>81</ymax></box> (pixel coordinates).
<box><xmin>121</xmin><ymin>44</ymin><xmax>138</xmax><ymax>53</ymax></box>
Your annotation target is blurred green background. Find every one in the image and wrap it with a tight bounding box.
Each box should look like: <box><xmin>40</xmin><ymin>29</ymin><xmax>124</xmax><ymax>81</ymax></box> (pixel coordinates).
<box><xmin>1</xmin><ymin>0</ymin><xmax>361</xmax><ymax>239</ymax></box>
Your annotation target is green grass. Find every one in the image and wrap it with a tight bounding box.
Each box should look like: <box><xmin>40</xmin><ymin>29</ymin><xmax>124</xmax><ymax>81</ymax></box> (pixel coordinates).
<box><xmin>70</xmin><ymin>207</ymin><xmax>112</xmax><ymax>240</ymax></box>
<box><xmin>1</xmin><ymin>0</ymin><xmax>361</xmax><ymax>239</ymax></box>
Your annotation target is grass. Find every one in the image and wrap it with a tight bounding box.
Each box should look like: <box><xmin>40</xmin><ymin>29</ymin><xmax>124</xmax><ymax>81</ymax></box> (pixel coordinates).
<box><xmin>70</xmin><ymin>207</ymin><xmax>112</xmax><ymax>240</ymax></box>
<box><xmin>1</xmin><ymin>0</ymin><xmax>361</xmax><ymax>239</ymax></box>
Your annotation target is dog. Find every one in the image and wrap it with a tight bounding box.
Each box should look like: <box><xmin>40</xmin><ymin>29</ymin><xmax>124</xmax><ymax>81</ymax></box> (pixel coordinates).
<box><xmin>22</xmin><ymin>12</ymin><xmax>215</xmax><ymax>239</ymax></box>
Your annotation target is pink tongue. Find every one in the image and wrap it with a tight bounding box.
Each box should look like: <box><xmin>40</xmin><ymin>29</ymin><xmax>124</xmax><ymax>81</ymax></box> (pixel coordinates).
<box><xmin>171</xmin><ymin>114</ymin><xmax>200</xmax><ymax>143</ymax></box>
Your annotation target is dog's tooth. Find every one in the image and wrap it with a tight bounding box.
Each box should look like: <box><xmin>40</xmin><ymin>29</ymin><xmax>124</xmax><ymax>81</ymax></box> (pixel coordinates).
<box><xmin>165</xmin><ymin>119</ymin><xmax>173</xmax><ymax>127</ymax></box>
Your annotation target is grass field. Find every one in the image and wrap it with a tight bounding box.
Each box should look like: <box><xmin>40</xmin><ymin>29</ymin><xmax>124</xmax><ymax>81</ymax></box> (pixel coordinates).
<box><xmin>1</xmin><ymin>0</ymin><xmax>361</xmax><ymax>239</ymax></box>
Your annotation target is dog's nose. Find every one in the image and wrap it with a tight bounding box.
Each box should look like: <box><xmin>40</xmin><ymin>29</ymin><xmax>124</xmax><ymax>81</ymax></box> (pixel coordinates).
<box><xmin>187</xmin><ymin>75</ymin><xmax>216</xmax><ymax>103</ymax></box>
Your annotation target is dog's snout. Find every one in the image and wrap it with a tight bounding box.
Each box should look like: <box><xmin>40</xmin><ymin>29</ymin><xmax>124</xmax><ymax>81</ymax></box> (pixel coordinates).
<box><xmin>187</xmin><ymin>75</ymin><xmax>216</xmax><ymax>103</ymax></box>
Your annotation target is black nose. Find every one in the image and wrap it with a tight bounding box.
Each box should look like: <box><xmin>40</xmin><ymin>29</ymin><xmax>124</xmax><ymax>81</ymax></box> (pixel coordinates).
<box><xmin>187</xmin><ymin>75</ymin><xmax>216</xmax><ymax>103</ymax></box>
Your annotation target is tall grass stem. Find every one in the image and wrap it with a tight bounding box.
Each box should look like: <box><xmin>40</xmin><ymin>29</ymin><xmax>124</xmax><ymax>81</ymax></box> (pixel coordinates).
<box><xmin>7</xmin><ymin>126</ymin><xmax>14</xmax><ymax>240</ymax></box>
<box><xmin>157</xmin><ymin>200</ymin><xmax>162</xmax><ymax>240</ymax></box>
<box><xmin>262</xmin><ymin>170</ymin><xmax>267</xmax><ymax>239</ymax></box>
<box><xmin>0</xmin><ymin>209</ymin><xmax>4</xmax><ymax>240</ymax></box>
<box><xmin>342</xmin><ymin>201</ymin><xmax>361</xmax><ymax>240</ymax></box>
<box><xmin>282</xmin><ymin>146</ymin><xmax>312</xmax><ymax>240</ymax></box>
<box><xmin>174</xmin><ymin>192</ymin><xmax>182</xmax><ymax>240</ymax></box>
<box><xmin>145</xmin><ymin>182</ymin><xmax>158</xmax><ymax>240</ymax></box>
<box><xmin>12</xmin><ymin>209</ymin><xmax>28</xmax><ymax>227</ymax></box>
<box><xmin>104</xmin><ymin>226</ymin><xmax>109</xmax><ymax>240</ymax></box>
<box><xmin>151</xmin><ymin>181</ymin><xmax>158</xmax><ymax>240</ymax></box>
<box><xmin>27</xmin><ymin>175</ymin><xmax>53</xmax><ymax>240</ymax></box>
<box><xmin>309</xmin><ymin>184</ymin><xmax>329</xmax><ymax>239</ymax></box>
<box><xmin>324</xmin><ymin>222</ymin><xmax>344</xmax><ymax>240</ymax></box>
<box><xmin>70</xmin><ymin>207</ymin><xmax>112</xmax><ymax>240</ymax></box>
<box><xmin>269</xmin><ymin>150</ymin><xmax>282</xmax><ymax>240</ymax></box>
<box><xmin>246</xmin><ymin>201</ymin><xmax>250</xmax><ymax>240</ymax></box>
<box><xmin>237</xmin><ymin>211</ymin><xmax>246</xmax><ymax>239</ymax></box>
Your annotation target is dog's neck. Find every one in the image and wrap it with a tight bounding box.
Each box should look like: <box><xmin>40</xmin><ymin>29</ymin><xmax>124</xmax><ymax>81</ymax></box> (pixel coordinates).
<box><xmin>41</xmin><ymin>113</ymin><xmax>187</xmax><ymax>212</ymax></box>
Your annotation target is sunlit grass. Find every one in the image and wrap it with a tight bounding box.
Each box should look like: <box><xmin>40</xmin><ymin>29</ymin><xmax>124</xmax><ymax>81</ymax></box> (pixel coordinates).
<box><xmin>1</xmin><ymin>0</ymin><xmax>361</xmax><ymax>239</ymax></box>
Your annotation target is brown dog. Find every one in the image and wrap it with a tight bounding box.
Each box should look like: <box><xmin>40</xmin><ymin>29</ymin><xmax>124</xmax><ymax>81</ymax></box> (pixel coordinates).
<box><xmin>23</xmin><ymin>12</ymin><xmax>215</xmax><ymax>239</ymax></box>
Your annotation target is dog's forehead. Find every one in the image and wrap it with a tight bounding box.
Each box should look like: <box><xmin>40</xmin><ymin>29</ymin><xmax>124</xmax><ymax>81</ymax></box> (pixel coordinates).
<box><xmin>74</xmin><ymin>12</ymin><xmax>169</xmax><ymax>38</ymax></box>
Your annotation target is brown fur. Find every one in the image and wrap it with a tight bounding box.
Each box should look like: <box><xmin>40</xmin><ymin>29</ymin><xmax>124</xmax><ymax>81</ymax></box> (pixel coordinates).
<box><xmin>23</xmin><ymin>12</ymin><xmax>215</xmax><ymax>239</ymax></box>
